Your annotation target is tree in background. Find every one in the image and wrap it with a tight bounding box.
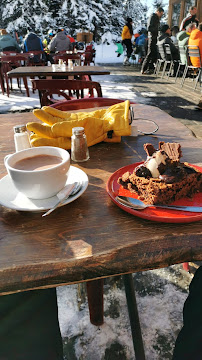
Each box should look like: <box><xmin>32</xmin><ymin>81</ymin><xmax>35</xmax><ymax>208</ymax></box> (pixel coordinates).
<box><xmin>123</xmin><ymin>0</ymin><xmax>146</xmax><ymax>29</ymax></box>
<box><xmin>0</xmin><ymin>0</ymin><xmax>147</xmax><ymax>41</ymax></box>
<box><xmin>152</xmin><ymin>0</ymin><xmax>164</xmax><ymax>9</ymax></box>
<box><xmin>152</xmin><ymin>0</ymin><xmax>168</xmax><ymax>20</ymax></box>
<box><xmin>1</xmin><ymin>0</ymin><xmax>51</xmax><ymax>36</ymax></box>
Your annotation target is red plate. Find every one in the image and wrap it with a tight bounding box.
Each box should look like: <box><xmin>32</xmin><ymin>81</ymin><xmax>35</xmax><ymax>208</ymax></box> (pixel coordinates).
<box><xmin>106</xmin><ymin>162</ymin><xmax>202</xmax><ymax>223</ymax></box>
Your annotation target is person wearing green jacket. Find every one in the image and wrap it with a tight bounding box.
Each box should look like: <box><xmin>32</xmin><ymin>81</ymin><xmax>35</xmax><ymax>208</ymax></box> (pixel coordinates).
<box><xmin>177</xmin><ymin>23</ymin><xmax>196</xmax><ymax>65</ymax></box>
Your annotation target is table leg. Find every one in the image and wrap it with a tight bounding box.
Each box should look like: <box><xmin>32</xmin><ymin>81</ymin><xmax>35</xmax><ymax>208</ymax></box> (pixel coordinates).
<box><xmin>0</xmin><ymin>71</ymin><xmax>5</xmax><ymax>95</ymax></box>
<box><xmin>86</xmin><ymin>279</ymin><xmax>104</xmax><ymax>326</ymax></box>
<box><xmin>123</xmin><ymin>274</ymin><xmax>146</xmax><ymax>360</ymax></box>
<box><xmin>23</xmin><ymin>77</ymin><xmax>30</xmax><ymax>97</ymax></box>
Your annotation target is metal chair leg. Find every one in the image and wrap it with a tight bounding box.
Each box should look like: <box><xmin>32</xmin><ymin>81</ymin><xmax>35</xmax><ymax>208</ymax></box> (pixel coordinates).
<box><xmin>161</xmin><ymin>61</ymin><xmax>167</xmax><ymax>79</ymax></box>
<box><xmin>167</xmin><ymin>61</ymin><xmax>173</xmax><ymax>80</ymax></box>
<box><xmin>157</xmin><ymin>61</ymin><xmax>164</xmax><ymax>77</ymax></box>
<box><xmin>123</xmin><ymin>274</ymin><xmax>146</xmax><ymax>360</ymax></box>
<box><xmin>154</xmin><ymin>60</ymin><xmax>162</xmax><ymax>76</ymax></box>
<box><xmin>194</xmin><ymin>69</ymin><xmax>201</xmax><ymax>90</ymax></box>
<box><xmin>154</xmin><ymin>60</ymin><xmax>159</xmax><ymax>76</ymax></box>
<box><xmin>181</xmin><ymin>66</ymin><xmax>188</xmax><ymax>87</ymax></box>
<box><xmin>175</xmin><ymin>63</ymin><xmax>182</xmax><ymax>83</ymax></box>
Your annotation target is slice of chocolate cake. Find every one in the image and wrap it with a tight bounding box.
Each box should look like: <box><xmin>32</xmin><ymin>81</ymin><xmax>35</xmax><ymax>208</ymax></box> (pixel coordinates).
<box><xmin>118</xmin><ymin>142</ymin><xmax>202</xmax><ymax>205</ymax></box>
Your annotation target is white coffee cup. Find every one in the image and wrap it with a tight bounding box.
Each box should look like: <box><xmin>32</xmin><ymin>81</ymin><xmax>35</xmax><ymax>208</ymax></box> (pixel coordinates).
<box><xmin>4</xmin><ymin>146</ymin><xmax>70</xmax><ymax>199</ymax></box>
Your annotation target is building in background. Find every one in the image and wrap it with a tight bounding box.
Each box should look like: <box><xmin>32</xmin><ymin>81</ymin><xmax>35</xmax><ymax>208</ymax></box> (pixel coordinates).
<box><xmin>168</xmin><ymin>0</ymin><xmax>202</xmax><ymax>27</ymax></box>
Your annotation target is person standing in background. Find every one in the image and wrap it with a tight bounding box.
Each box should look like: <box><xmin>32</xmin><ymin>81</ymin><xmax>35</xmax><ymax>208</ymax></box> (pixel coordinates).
<box><xmin>122</xmin><ymin>17</ymin><xmax>133</xmax><ymax>66</ymax></box>
<box><xmin>180</xmin><ymin>6</ymin><xmax>199</xmax><ymax>31</ymax></box>
<box><xmin>141</xmin><ymin>7</ymin><xmax>164</xmax><ymax>74</ymax></box>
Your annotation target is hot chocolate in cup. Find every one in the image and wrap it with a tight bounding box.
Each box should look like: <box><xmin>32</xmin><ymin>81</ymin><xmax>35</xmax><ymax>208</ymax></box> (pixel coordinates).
<box><xmin>4</xmin><ymin>146</ymin><xmax>70</xmax><ymax>199</ymax></box>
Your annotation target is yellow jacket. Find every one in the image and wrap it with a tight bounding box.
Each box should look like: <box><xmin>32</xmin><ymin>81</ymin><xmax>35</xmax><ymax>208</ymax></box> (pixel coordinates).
<box><xmin>122</xmin><ymin>26</ymin><xmax>132</xmax><ymax>40</ymax></box>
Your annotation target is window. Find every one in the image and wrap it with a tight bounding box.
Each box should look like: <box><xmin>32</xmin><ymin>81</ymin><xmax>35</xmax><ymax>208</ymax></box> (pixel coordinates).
<box><xmin>172</xmin><ymin>3</ymin><xmax>181</xmax><ymax>26</ymax></box>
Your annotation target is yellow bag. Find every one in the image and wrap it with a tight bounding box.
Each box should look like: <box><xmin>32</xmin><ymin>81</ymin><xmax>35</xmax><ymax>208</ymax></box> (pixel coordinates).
<box><xmin>27</xmin><ymin>100</ymin><xmax>131</xmax><ymax>149</ymax></box>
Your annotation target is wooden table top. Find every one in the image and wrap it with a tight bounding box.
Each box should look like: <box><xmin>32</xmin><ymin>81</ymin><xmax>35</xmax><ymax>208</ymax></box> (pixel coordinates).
<box><xmin>0</xmin><ymin>104</ymin><xmax>201</xmax><ymax>296</ymax></box>
<box><xmin>7</xmin><ymin>65</ymin><xmax>110</xmax><ymax>78</ymax></box>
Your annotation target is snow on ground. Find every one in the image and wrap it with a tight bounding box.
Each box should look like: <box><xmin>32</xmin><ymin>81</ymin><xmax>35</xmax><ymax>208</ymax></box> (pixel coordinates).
<box><xmin>57</xmin><ymin>266</ymin><xmax>191</xmax><ymax>360</ymax></box>
<box><xmin>0</xmin><ymin>43</ymin><xmax>138</xmax><ymax>114</ymax></box>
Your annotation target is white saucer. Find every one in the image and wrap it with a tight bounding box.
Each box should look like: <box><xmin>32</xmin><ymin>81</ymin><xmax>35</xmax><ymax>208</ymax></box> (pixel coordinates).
<box><xmin>0</xmin><ymin>166</ymin><xmax>88</xmax><ymax>212</ymax></box>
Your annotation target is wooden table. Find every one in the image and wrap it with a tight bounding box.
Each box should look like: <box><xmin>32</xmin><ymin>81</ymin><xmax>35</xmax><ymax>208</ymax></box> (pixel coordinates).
<box><xmin>7</xmin><ymin>65</ymin><xmax>110</xmax><ymax>78</ymax></box>
<box><xmin>0</xmin><ymin>104</ymin><xmax>202</xmax><ymax>359</ymax></box>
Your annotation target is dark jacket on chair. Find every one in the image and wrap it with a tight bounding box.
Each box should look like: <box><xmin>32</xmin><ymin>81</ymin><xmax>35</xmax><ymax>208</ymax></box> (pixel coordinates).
<box><xmin>157</xmin><ymin>33</ymin><xmax>180</xmax><ymax>61</ymax></box>
<box><xmin>23</xmin><ymin>32</ymin><xmax>44</xmax><ymax>52</ymax></box>
<box><xmin>23</xmin><ymin>32</ymin><xmax>45</xmax><ymax>64</ymax></box>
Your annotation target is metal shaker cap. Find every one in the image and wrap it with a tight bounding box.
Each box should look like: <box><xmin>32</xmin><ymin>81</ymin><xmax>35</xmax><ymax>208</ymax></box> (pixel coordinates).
<box><xmin>72</xmin><ymin>127</ymin><xmax>85</xmax><ymax>135</ymax></box>
<box><xmin>13</xmin><ymin>125</ymin><xmax>27</xmax><ymax>133</ymax></box>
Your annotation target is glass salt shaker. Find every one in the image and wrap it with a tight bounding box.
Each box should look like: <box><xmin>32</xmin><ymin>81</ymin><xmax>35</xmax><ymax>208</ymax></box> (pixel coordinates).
<box><xmin>13</xmin><ymin>124</ymin><xmax>31</xmax><ymax>152</ymax></box>
<box><xmin>71</xmin><ymin>127</ymin><xmax>89</xmax><ymax>162</ymax></box>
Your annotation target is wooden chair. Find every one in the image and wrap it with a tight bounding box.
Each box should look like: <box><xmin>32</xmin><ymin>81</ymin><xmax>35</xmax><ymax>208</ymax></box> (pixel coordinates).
<box><xmin>0</xmin><ymin>54</ymin><xmax>30</xmax><ymax>97</ymax></box>
<box><xmin>2</xmin><ymin>51</ymin><xmax>18</xmax><ymax>55</ymax></box>
<box><xmin>53</xmin><ymin>53</ymin><xmax>81</xmax><ymax>65</ymax></box>
<box><xmin>83</xmin><ymin>45</ymin><xmax>96</xmax><ymax>65</ymax></box>
<box><xmin>0</xmin><ymin>62</ymin><xmax>5</xmax><ymax>94</ymax></box>
<box><xmin>181</xmin><ymin>45</ymin><xmax>202</xmax><ymax>90</ymax></box>
<box><xmin>26</xmin><ymin>50</ymin><xmax>47</xmax><ymax>66</ymax></box>
<box><xmin>31</xmin><ymin>78</ymin><xmax>103</xmax><ymax>106</ymax></box>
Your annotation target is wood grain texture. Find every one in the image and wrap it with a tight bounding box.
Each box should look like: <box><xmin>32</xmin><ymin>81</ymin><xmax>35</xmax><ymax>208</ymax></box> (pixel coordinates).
<box><xmin>0</xmin><ymin>106</ymin><xmax>201</xmax><ymax>295</ymax></box>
